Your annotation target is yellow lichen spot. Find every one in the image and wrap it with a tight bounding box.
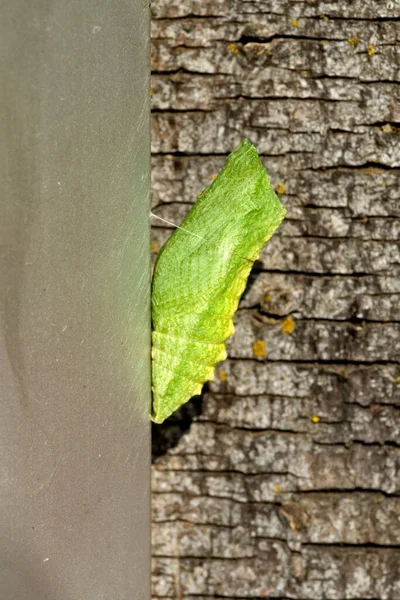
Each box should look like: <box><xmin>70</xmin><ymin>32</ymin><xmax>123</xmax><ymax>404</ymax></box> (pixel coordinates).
<box><xmin>253</xmin><ymin>340</ymin><xmax>266</xmax><ymax>358</ymax></box>
<box><xmin>151</xmin><ymin>241</ymin><xmax>159</xmax><ymax>254</ymax></box>
<box><xmin>281</xmin><ymin>317</ymin><xmax>295</xmax><ymax>334</ymax></box>
<box><xmin>396</xmin><ymin>376</ymin><xmax>400</xmax><ymax>382</ymax></box>
<box><xmin>275</xmin><ymin>182</ymin><xmax>286</xmax><ymax>195</ymax></box>
<box><xmin>291</xmin><ymin>19</ymin><xmax>299</xmax><ymax>27</ymax></box>
<box><xmin>228</xmin><ymin>43</ymin><xmax>239</xmax><ymax>55</ymax></box>
<box><xmin>367</xmin><ymin>44</ymin><xmax>376</xmax><ymax>56</ymax></box>
<box><xmin>382</xmin><ymin>123</ymin><xmax>393</xmax><ymax>133</ymax></box>
<box><xmin>320</xmin><ymin>14</ymin><xmax>329</xmax><ymax>21</ymax></box>
<box><xmin>373</xmin><ymin>497</ymin><xmax>382</xmax><ymax>504</ymax></box>
<box><xmin>210</xmin><ymin>174</ymin><xmax>217</xmax><ymax>181</ymax></box>
<box><xmin>274</xmin><ymin>484</ymin><xmax>282</xmax><ymax>495</ymax></box>
<box><xmin>348</xmin><ymin>36</ymin><xmax>359</xmax><ymax>46</ymax></box>
<box><xmin>219</xmin><ymin>369</ymin><xmax>227</xmax><ymax>382</ymax></box>
<box><xmin>310</xmin><ymin>414</ymin><xmax>320</xmax><ymax>423</ymax></box>
<box><xmin>150</xmin><ymin>85</ymin><xmax>155</xmax><ymax>97</ymax></box>
<box><xmin>264</xmin><ymin>293</ymin><xmax>272</xmax><ymax>303</ymax></box>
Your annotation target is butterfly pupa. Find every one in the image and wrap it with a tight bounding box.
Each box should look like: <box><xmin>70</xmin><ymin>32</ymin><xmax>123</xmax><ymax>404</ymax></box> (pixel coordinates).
<box><xmin>151</xmin><ymin>139</ymin><xmax>286</xmax><ymax>423</ymax></box>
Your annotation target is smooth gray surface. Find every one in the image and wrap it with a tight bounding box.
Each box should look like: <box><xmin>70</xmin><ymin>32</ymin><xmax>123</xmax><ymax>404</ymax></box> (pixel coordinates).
<box><xmin>0</xmin><ymin>1</ymin><xmax>150</xmax><ymax>598</ymax></box>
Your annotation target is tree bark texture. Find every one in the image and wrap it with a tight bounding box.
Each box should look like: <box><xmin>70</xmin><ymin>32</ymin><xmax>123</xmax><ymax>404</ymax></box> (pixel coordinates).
<box><xmin>150</xmin><ymin>1</ymin><xmax>400</xmax><ymax>598</ymax></box>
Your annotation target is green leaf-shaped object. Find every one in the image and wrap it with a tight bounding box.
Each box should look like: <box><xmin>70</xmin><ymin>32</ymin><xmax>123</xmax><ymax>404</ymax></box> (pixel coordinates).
<box><xmin>151</xmin><ymin>139</ymin><xmax>286</xmax><ymax>423</ymax></box>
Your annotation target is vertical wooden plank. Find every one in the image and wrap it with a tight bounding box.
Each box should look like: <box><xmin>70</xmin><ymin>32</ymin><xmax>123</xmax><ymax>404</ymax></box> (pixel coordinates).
<box><xmin>0</xmin><ymin>1</ymin><xmax>150</xmax><ymax>597</ymax></box>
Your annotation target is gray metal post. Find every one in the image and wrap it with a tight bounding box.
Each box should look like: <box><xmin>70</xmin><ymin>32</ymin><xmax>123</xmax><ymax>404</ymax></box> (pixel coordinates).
<box><xmin>0</xmin><ymin>1</ymin><xmax>150</xmax><ymax>598</ymax></box>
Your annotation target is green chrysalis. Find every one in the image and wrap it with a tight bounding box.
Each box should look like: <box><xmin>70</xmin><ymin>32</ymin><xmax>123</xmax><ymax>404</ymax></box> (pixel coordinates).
<box><xmin>151</xmin><ymin>139</ymin><xmax>286</xmax><ymax>423</ymax></box>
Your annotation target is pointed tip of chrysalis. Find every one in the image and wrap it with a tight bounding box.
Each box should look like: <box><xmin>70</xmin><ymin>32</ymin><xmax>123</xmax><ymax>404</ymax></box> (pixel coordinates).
<box><xmin>225</xmin><ymin>139</ymin><xmax>260</xmax><ymax>173</ymax></box>
<box><xmin>223</xmin><ymin>139</ymin><xmax>285</xmax><ymax>210</ymax></box>
<box><xmin>239</xmin><ymin>137</ymin><xmax>252</xmax><ymax>147</ymax></box>
<box><xmin>238</xmin><ymin>137</ymin><xmax>259</xmax><ymax>153</ymax></box>
<box><xmin>234</xmin><ymin>138</ymin><xmax>255</xmax><ymax>155</ymax></box>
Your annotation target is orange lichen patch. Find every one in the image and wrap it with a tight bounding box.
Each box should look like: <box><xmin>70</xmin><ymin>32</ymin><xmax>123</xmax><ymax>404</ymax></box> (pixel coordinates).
<box><xmin>219</xmin><ymin>369</ymin><xmax>227</xmax><ymax>382</ymax></box>
<box><xmin>274</xmin><ymin>484</ymin><xmax>282</xmax><ymax>495</ymax></box>
<box><xmin>382</xmin><ymin>123</ymin><xmax>393</xmax><ymax>133</ymax></box>
<box><xmin>348</xmin><ymin>36</ymin><xmax>359</xmax><ymax>46</ymax></box>
<box><xmin>368</xmin><ymin>44</ymin><xmax>376</xmax><ymax>56</ymax></box>
<box><xmin>291</xmin><ymin>19</ymin><xmax>299</xmax><ymax>27</ymax></box>
<box><xmin>275</xmin><ymin>182</ymin><xmax>286</xmax><ymax>195</ymax></box>
<box><xmin>253</xmin><ymin>340</ymin><xmax>266</xmax><ymax>358</ymax></box>
<box><xmin>281</xmin><ymin>317</ymin><xmax>295</xmax><ymax>334</ymax></box>
<box><xmin>151</xmin><ymin>241</ymin><xmax>159</xmax><ymax>254</ymax></box>
<box><xmin>228</xmin><ymin>43</ymin><xmax>239</xmax><ymax>55</ymax></box>
<box><xmin>310</xmin><ymin>414</ymin><xmax>320</xmax><ymax>423</ymax></box>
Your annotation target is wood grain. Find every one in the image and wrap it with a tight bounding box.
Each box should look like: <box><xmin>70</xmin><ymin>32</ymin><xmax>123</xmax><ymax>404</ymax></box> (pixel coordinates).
<box><xmin>151</xmin><ymin>1</ymin><xmax>400</xmax><ymax>597</ymax></box>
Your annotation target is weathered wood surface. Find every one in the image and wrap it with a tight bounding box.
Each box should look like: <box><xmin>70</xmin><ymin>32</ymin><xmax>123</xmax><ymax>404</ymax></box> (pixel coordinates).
<box><xmin>151</xmin><ymin>1</ymin><xmax>400</xmax><ymax>598</ymax></box>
